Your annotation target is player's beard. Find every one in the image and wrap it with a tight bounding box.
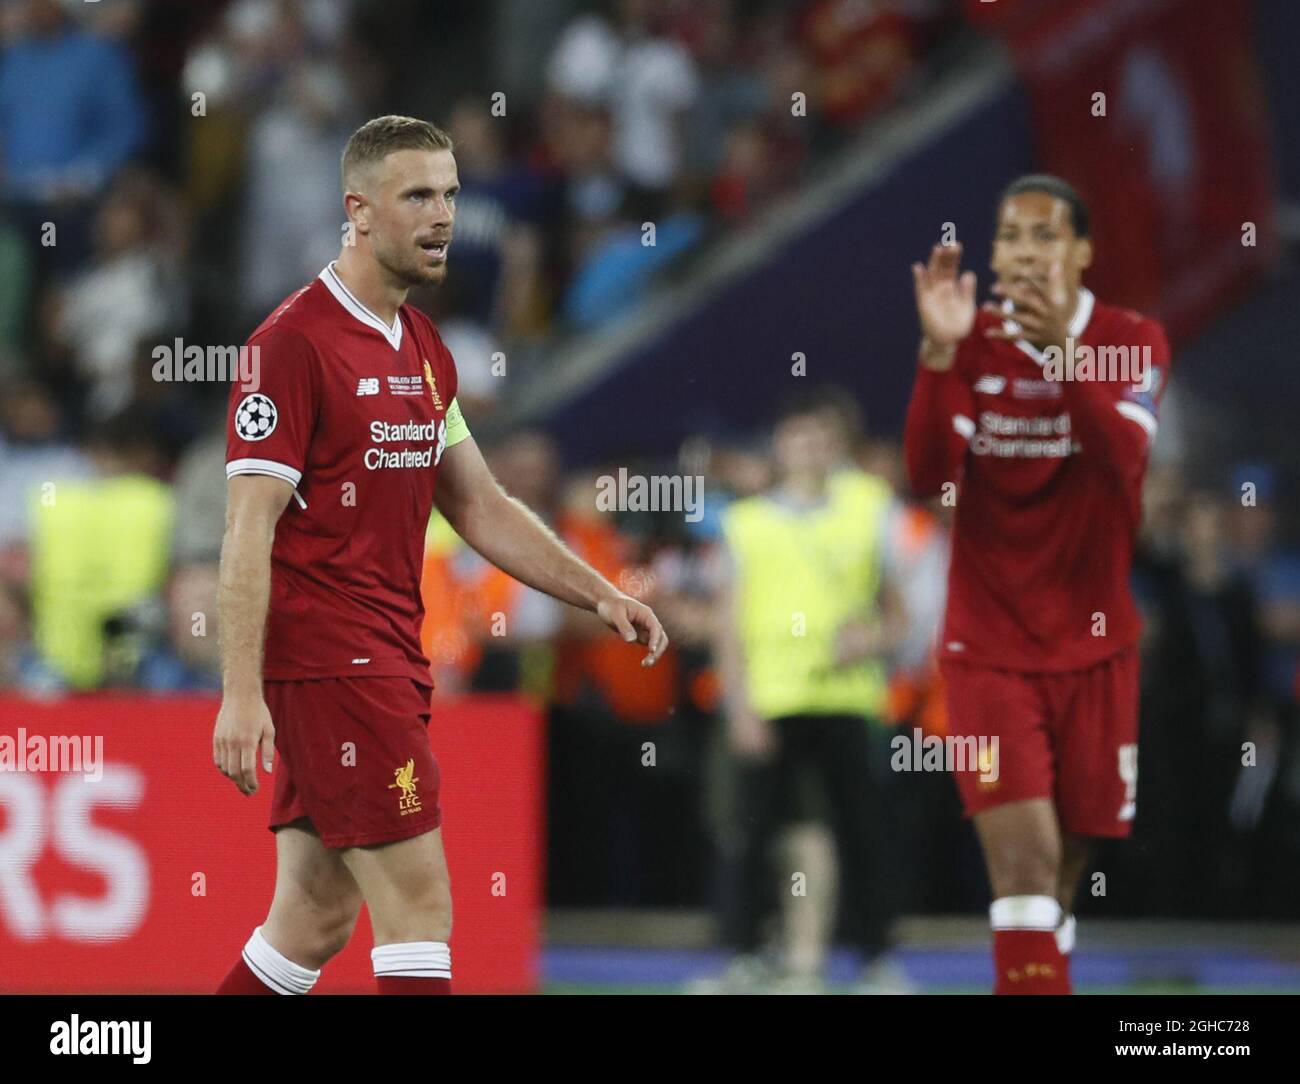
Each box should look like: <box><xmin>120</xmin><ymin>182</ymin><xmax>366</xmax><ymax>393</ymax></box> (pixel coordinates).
<box><xmin>376</xmin><ymin>235</ymin><xmax>447</xmax><ymax>290</ymax></box>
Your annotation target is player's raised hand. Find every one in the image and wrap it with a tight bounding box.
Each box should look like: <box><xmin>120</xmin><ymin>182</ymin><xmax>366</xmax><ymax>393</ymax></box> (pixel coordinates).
<box><xmin>912</xmin><ymin>242</ymin><xmax>977</xmax><ymax>369</ymax></box>
<box><xmin>213</xmin><ymin>695</ymin><xmax>276</xmax><ymax>796</ymax></box>
<box><xmin>596</xmin><ymin>593</ymin><xmax>670</xmax><ymax>667</ymax></box>
<box><xmin>983</xmin><ymin>261</ymin><xmax>1072</xmax><ymax>352</ymax></box>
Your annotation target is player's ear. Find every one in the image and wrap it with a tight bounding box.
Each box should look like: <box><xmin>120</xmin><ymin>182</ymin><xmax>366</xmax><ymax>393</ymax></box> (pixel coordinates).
<box><xmin>1075</xmin><ymin>237</ymin><xmax>1093</xmax><ymax>273</ymax></box>
<box><xmin>343</xmin><ymin>192</ymin><xmax>370</xmax><ymax>234</ymax></box>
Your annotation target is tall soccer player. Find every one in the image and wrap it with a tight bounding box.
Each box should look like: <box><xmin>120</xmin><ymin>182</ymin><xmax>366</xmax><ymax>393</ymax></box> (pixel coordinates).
<box><xmin>213</xmin><ymin>116</ymin><xmax>668</xmax><ymax>995</ymax></box>
<box><xmin>904</xmin><ymin>175</ymin><xmax>1170</xmax><ymax>994</ymax></box>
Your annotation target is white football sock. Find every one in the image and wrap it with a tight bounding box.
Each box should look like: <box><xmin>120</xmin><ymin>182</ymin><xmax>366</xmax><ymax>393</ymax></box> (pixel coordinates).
<box><xmin>1055</xmin><ymin>913</ymin><xmax>1077</xmax><ymax>955</ymax></box>
<box><xmin>371</xmin><ymin>941</ymin><xmax>452</xmax><ymax>979</ymax></box>
<box><xmin>989</xmin><ymin>895</ymin><xmax>1061</xmax><ymax>931</ymax></box>
<box><xmin>242</xmin><ymin>925</ymin><xmax>321</xmax><ymax>995</ymax></box>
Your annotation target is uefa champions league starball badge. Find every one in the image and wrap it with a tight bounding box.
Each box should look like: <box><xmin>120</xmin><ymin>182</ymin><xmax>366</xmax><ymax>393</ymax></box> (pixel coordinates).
<box><xmin>234</xmin><ymin>393</ymin><xmax>279</xmax><ymax>441</ymax></box>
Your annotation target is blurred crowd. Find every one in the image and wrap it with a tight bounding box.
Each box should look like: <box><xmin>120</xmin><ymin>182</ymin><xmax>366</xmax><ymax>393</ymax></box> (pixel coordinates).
<box><xmin>0</xmin><ymin>0</ymin><xmax>958</xmax><ymax>434</ymax></box>
<box><xmin>2</xmin><ymin>0</ymin><xmax>1299</xmax><ymax>923</ymax></box>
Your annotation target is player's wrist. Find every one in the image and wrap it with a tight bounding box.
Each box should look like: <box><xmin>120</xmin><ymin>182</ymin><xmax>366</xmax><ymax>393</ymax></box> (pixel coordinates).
<box><xmin>590</xmin><ymin>586</ymin><xmax>631</xmax><ymax>613</ymax></box>
<box><xmin>221</xmin><ymin>679</ymin><xmax>265</xmax><ymax>705</ymax></box>
<box><xmin>918</xmin><ymin>337</ymin><xmax>957</xmax><ymax>371</ymax></box>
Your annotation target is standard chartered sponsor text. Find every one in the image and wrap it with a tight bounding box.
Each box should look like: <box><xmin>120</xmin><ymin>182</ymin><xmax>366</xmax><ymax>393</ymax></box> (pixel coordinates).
<box><xmin>365</xmin><ymin>418</ymin><xmax>445</xmax><ymax>470</ymax></box>
<box><xmin>971</xmin><ymin>411</ymin><xmax>1078</xmax><ymax>459</ymax></box>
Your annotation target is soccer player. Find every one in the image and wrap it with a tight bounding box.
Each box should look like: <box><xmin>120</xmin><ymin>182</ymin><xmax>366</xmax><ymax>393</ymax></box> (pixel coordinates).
<box><xmin>904</xmin><ymin>175</ymin><xmax>1170</xmax><ymax>994</ymax></box>
<box><xmin>213</xmin><ymin>116</ymin><xmax>667</xmax><ymax>995</ymax></box>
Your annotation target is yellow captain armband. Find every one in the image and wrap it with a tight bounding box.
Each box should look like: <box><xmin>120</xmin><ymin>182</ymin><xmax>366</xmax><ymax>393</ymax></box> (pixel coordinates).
<box><xmin>445</xmin><ymin>397</ymin><xmax>470</xmax><ymax>448</ymax></box>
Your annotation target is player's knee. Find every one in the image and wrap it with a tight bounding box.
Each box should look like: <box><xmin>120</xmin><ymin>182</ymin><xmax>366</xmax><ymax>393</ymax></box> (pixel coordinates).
<box><xmin>985</xmin><ymin>842</ymin><xmax>1060</xmax><ymax>897</ymax></box>
<box><xmin>314</xmin><ymin>907</ymin><xmax>361</xmax><ymax>963</ymax></box>
<box><xmin>271</xmin><ymin>895</ymin><xmax>361</xmax><ymax>968</ymax></box>
<box><xmin>371</xmin><ymin>885</ymin><xmax>451</xmax><ymax>945</ymax></box>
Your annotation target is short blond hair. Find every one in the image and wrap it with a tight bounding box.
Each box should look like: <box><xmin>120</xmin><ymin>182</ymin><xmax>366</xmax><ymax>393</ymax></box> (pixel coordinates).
<box><xmin>341</xmin><ymin>115</ymin><xmax>454</xmax><ymax>190</ymax></box>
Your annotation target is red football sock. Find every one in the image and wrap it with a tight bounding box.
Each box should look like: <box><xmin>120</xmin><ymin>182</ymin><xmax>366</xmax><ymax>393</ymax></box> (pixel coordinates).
<box><xmin>216</xmin><ymin>956</ymin><xmax>279</xmax><ymax>995</ymax></box>
<box><xmin>376</xmin><ymin>975</ymin><xmax>452</xmax><ymax>995</ymax></box>
<box><xmin>992</xmin><ymin>929</ymin><xmax>1069</xmax><ymax>994</ymax></box>
<box><xmin>216</xmin><ymin>926</ymin><xmax>321</xmax><ymax>995</ymax></box>
<box><xmin>990</xmin><ymin>896</ymin><xmax>1071</xmax><ymax>995</ymax></box>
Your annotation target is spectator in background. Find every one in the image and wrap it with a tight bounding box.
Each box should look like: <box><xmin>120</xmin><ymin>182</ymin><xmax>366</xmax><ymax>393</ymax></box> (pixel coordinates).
<box><xmin>45</xmin><ymin>168</ymin><xmax>189</xmax><ymax>418</ymax></box>
<box><xmin>546</xmin><ymin>465</ymin><xmax>685</xmax><ymax>905</ymax></box>
<box><xmin>537</xmin><ymin>96</ymin><xmax>625</xmax><ymax>301</ymax></box>
<box><xmin>128</xmin><ymin>421</ymin><xmax>229</xmax><ymax>693</ymax></box>
<box><xmin>0</xmin><ymin>580</ymin><xmax>63</xmax><ymax>694</ymax></box>
<box><xmin>1127</xmin><ymin>481</ymin><xmax>1274</xmax><ymax>916</ymax></box>
<box><xmin>239</xmin><ymin>60</ymin><xmax>361</xmax><ymax>320</ymax></box>
<box><xmin>134</xmin><ymin>562</ymin><xmax>222</xmax><ymax>692</ymax></box>
<box><xmin>709</xmin><ymin>18</ymin><xmax>810</xmax><ymax>223</ymax></box>
<box><xmin>1180</xmin><ymin>491</ymin><xmax>1276</xmax><ymax>911</ymax></box>
<box><xmin>796</xmin><ymin>0</ymin><xmax>922</xmax><ymax>134</ymax></box>
<box><xmin>0</xmin><ymin>0</ymin><xmax>148</xmax><ymax>273</ymax></box>
<box><xmin>0</xmin><ymin>379</ymin><xmax>87</xmax><ymax>584</ymax></box>
<box><xmin>0</xmin><ymin>215</ymin><xmax>32</xmax><ymax>351</ymax></box>
<box><xmin>419</xmin><ymin>431</ymin><xmax>564</xmax><ymax>696</ymax></box>
<box><xmin>1228</xmin><ymin>464</ymin><xmax>1300</xmax><ymax>707</ymax></box>
<box><xmin>26</xmin><ymin>408</ymin><xmax>172</xmax><ymax>689</ymax></box>
<box><xmin>547</xmin><ymin>0</ymin><xmax>700</xmax><ymax>216</ymax></box>
<box><xmin>169</xmin><ymin>425</ymin><xmax>227</xmax><ymax>569</ymax></box>
<box><xmin>443</xmin><ymin>97</ymin><xmax>543</xmax><ymax>341</ymax></box>
<box><xmin>544</xmin><ymin>86</ymin><xmax>705</xmax><ymax>329</ymax></box>
<box><xmin>674</xmin><ymin>0</ymin><xmax>769</xmax><ymax>191</ymax></box>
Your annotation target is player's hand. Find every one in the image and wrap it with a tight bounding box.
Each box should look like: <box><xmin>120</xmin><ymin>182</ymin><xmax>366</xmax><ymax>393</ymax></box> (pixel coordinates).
<box><xmin>911</xmin><ymin>242</ymin><xmax>977</xmax><ymax>369</ymax></box>
<box><xmin>213</xmin><ymin>695</ymin><xmax>276</xmax><ymax>796</ymax></box>
<box><xmin>729</xmin><ymin>708</ymin><xmax>775</xmax><ymax>761</ymax></box>
<box><xmin>983</xmin><ymin>262</ymin><xmax>1072</xmax><ymax>352</ymax></box>
<box><xmin>832</xmin><ymin>618</ymin><xmax>885</xmax><ymax>668</ymax></box>
<box><xmin>596</xmin><ymin>593</ymin><xmax>670</xmax><ymax>667</ymax></box>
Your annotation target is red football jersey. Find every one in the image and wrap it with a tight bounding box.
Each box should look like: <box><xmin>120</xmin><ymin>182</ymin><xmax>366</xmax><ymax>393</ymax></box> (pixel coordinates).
<box><xmin>225</xmin><ymin>263</ymin><xmax>466</xmax><ymax>682</ymax></box>
<box><xmin>904</xmin><ymin>287</ymin><xmax>1170</xmax><ymax>672</ymax></box>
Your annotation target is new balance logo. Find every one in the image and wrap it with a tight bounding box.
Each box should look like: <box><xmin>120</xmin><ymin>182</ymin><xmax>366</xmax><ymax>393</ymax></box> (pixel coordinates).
<box><xmin>357</xmin><ymin>378</ymin><xmax>379</xmax><ymax>396</ymax></box>
<box><xmin>973</xmin><ymin>375</ymin><xmax>1006</xmax><ymax>394</ymax></box>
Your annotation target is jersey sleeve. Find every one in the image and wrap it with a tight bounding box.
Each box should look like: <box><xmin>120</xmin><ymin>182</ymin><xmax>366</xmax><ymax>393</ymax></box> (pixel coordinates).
<box><xmin>1114</xmin><ymin>319</ymin><xmax>1170</xmax><ymax>444</ymax></box>
<box><xmin>1058</xmin><ymin>316</ymin><xmax>1170</xmax><ymax>480</ymax></box>
<box><xmin>903</xmin><ymin>339</ymin><xmax>976</xmax><ymax>498</ymax></box>
<box><xmin>445</xmin><ymin>397</ymin><xmax>471</xmax><ymax>449</ymax></box>
<box><xmin>226</xmin><ymin>325</ymin><xmax>319</xmax><ymax>489</ymax></box>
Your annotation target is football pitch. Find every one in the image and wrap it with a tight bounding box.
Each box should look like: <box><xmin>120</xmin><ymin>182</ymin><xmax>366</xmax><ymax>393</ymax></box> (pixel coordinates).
<box><xmin>540</xmin><ymin>916</ymin><xmax>1300</xmax><ymax>995</ymax></box>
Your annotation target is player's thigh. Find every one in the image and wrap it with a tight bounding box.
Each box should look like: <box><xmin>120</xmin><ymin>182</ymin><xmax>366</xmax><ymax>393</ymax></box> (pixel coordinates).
<box><xmin>973</xmin><ymin>798</ymin><xmax>1063</xmax><ymax>898</ymax></box>
<box><xmin>940</xmin><ymin>661</ymin><xmax>1054</xmax><ymax>815</ymax></box>
<box><xmin>340</xmin><ymin>825</ymin><xmax>452</xmax><ymax>940</ymax></box>
<box><xmin>1050</xmin><ymin>647</ymin><xmax>1140</xmax><ymax>838</ymax></box>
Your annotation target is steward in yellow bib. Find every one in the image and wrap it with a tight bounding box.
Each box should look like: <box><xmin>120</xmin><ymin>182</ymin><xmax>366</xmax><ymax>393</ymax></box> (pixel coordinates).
<box><xmin>712</xmin><ymin>391</ymin><xmax>904</xmax><ymax>990</ymax></box>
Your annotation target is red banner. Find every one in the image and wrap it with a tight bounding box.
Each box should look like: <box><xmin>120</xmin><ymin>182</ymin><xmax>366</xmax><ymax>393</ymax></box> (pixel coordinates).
<box><xmin>0</xmin><ymin>694</ymin><xmax>544</xmax><ymax>993</ymax></box>
<box><xmin>967</xmin><ymin>0</ymin><xmax>1276</xmax><ymax>341</ymax></box>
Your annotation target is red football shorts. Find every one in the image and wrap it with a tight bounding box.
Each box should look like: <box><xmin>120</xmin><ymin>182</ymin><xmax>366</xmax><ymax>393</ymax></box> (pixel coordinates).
<box><xmin>264</xmin><ymin>676</ymin><xmax>442</xmax><ymax>848</ymax></box>
<box><xmin>940</xmin><ymin>646</ymin><xmax>1139</xmax><ymax>838</ymax></box>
